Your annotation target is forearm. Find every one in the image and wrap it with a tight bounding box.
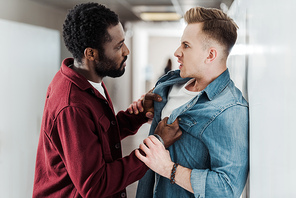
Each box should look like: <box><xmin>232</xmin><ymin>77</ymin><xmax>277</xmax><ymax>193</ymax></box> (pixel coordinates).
<box><xmin>117</xmin><ymin>109</ymin><xmax>148</xmax><ymax>139</ymax></box>
<box><xmin>174</xmin><ymin>165</ymin><xmax>194</xmax><ymax>193</ymax></box>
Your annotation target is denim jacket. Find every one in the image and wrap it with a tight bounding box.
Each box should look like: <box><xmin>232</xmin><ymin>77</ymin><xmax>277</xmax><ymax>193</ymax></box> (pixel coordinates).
<box><xmin>136</xmin><ymin>69</ymin><xmax>249</xmax><ymax>198</ymax></box>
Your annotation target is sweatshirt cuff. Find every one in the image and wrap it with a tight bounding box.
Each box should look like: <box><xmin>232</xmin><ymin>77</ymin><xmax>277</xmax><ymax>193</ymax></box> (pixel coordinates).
<box><xmin>153</xmin><ymin>134</ymin><xmax>164</xmax><ymax>145</ymax></box>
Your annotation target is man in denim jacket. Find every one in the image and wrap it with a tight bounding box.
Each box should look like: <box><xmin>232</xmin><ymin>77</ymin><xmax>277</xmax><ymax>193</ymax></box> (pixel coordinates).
<box><xmin>135</xmin><ymin>6</ymin><xmax>249</xmax><ymax>198</ymax></box>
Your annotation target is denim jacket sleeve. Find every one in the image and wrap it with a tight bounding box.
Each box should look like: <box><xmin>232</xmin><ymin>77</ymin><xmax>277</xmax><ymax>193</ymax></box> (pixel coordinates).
<box><xmin>191</xmin><ymin>104</ymin><xmax>249</xmax><ymax>198</ymax></box>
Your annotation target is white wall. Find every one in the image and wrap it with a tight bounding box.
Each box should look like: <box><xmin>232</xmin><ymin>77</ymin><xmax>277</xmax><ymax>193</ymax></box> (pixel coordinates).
<box><xmin>147</xmin><ymin>36</ymin><xmax>180</xmax><ymax>90</ymax></box>
<box><xmin>0</xmin><ymin>2</ymin><xmax>66</xmax><ymax>196</ymax></box>
<box><xmin>229</xmin><ymin>0</ymin><xmax>296</xmax><ymax>197</ymax></box>
<box><xmin>0</xmin><ymin>0</ymin><xmax>70</xmax><ymax>62</ymax></box>
<box><xmin>0</xmin><ymin>0</ymin><xmax>64</xmax><ymax>30</ymax></box>
<box><xmin>0</xmin><ymin>19</ymin><xmax>60</xmax><ymax>197</ymax></box>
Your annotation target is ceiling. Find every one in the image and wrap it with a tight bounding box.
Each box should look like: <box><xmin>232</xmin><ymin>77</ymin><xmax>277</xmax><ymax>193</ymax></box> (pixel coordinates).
<box><xmin>30</xmin><ymin>0</ymin><xmax>234</xmax><ymax>23</ymax></box>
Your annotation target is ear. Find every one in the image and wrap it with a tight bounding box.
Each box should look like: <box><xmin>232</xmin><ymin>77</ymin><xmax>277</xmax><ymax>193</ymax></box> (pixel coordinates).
<box><xmin>84</xmin><ymin>47</ymin><xmax>97</xmax><ymax>61</ymax></box>
<box><xmin>205</xmin><ymin>48</ymin><xmax>217</xmax><ymax>64</ymax></box>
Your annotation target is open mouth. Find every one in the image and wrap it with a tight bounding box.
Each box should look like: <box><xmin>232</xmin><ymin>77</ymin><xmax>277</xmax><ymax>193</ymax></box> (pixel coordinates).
<box><xmin>179</xmin><ymin>63</ymin><xmax>183</xmax><ymax>69</ymax></box>
<box><xmin>121</xmin><ymin>56</ymin><xmax>128</xmax><ymax>67</ymax></box>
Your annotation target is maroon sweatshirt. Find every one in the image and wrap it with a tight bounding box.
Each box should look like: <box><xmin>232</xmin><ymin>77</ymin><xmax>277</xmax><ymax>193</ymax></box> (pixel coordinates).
<box><xmin>33</xmin><ymin>58</ymin><xmax>148</xmax><ymax>198</ymax></box>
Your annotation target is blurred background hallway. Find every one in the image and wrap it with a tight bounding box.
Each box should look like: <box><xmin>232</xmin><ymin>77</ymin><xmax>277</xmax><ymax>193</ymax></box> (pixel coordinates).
<box><xmin>1</xmin><ymin>0</ymin><xmax>296</xmax><ymax>197</ymax></box>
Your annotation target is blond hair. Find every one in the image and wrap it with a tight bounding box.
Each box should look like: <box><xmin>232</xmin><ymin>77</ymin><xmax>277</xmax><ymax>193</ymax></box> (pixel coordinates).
<box><xmin>184</xmin><ymin>7</ymin><xmax>238</xmax><ymax>55</ymax></box>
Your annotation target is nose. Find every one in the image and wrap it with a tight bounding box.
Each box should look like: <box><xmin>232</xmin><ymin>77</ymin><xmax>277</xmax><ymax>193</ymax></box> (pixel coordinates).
<box><xmin>174</xmin><ymin>46</ymin><xmax>181</xmax><ymax>58</ymax></box>
<box><xmin>123</xmin><ymin>43</ymin><xmax>130</xmax><ymax>56</ymax></box>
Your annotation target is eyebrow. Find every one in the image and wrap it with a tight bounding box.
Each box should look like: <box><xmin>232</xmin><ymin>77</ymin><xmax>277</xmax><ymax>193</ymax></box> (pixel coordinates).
<box><xmin>113</xmin><ymin>39</ymin><xmax>125</xmax><ymax>49</ymax></box>
<box><xmin>118</xmin><ymin>39</ymin><xmax>125</xmax><ymax>45</ymax></box>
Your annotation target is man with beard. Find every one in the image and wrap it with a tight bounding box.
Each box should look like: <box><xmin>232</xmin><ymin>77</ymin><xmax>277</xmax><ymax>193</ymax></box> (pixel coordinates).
<box><xmin>32</xmin><ymin>3</ymin><xmax>182</xmax><ymax>198</ymax></box>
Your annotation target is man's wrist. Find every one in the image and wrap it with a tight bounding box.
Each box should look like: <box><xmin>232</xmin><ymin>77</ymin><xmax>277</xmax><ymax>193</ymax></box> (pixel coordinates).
<box><xmin>170</xmin><ymin>163</ymin><xmax>179</xmax><ymax>184</ymax></box>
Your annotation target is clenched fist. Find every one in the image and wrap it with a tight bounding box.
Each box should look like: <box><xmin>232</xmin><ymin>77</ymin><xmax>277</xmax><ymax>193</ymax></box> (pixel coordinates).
<box><xmin>154</xmin><ymin>117</ymin><xmax>182</xmax><ymax>148</ymax></box>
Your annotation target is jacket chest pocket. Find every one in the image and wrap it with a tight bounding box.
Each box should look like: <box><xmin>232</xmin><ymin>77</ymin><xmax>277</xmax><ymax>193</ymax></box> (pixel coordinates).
<box><xmin>97</xmin><ymin>114</ymin><xmax>113</xmax><ymax>162</ymax></box>
<box><xmin>178</xmin><ymin>114</ymin><xmax>197</xmax><ymax>133</ymax></box>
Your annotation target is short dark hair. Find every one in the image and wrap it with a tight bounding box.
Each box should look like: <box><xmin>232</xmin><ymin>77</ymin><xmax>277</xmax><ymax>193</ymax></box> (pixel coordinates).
<box><xmin>63</xmin><ymin>3</ymin><xmax>119</xmax><ymax>62</ymax></box>
<box><xmin>184</xmin><ymin>7</ymin><xmax>238</xmax><ymax>56</ymax></box>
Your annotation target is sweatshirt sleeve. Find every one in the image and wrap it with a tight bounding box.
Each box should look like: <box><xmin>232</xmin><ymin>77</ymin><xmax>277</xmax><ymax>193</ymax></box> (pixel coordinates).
<box><xmin>53</xmin><ymin>106</ymin><xmax>148</xmax><ymax>197</ymax></box>
<box><xmin>116</xmin><ymin>109</ymin><xmax>148</xmax><ymax>140</ymax></box>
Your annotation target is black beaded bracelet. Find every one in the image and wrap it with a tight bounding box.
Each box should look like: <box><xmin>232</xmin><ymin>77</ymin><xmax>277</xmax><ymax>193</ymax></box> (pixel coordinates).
<box><xmin>170</xmin><ymin>163</ymin><xmax>179</xmax><ymax>184</ymax></box>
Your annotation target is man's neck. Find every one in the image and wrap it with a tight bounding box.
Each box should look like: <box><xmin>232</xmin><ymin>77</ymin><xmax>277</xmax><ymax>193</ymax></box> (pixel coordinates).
<box><xmin>186</xmin><ymin>67</ymin><xmax>227</xmax><ymax>92</ymax></box>
<box><xmin>72</xmin><ymin>59</ymin><xmax>103</xmax><ymax>83</ymax></box>
<box><xmin>185</xmin><ymin>79</ymin><xmax>210</xmax><ymax>92</ymax></box>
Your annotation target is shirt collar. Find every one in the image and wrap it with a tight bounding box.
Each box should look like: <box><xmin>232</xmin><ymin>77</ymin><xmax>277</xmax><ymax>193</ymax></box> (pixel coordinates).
<box><xmin>203</xmin><ymin>69</ymin><xmax>231</xmax><ymax>101</ymax></box>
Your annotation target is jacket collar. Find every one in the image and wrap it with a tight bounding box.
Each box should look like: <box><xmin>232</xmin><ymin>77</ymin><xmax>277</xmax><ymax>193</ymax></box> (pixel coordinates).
<box><xmin>162</xmin><ymin>69</ymin><xmax>231</xmax><ymax>101</ymax></box>
<box><xmin>60</xmin><ymin>58</ymin><xmax>93</xmax><ymax>91</ymax></box>
<box><xmin>158</xmin><ymin>70</ymin><xmax>190</xmax><ymax>85</ymax></box>
<box><xmin>203</xmin><ymin>69</ymin><xmax>231</xmax><ymax>101</ymax></box>
<box><xmin>60</xmin><ymin>58</ymin><xmax>115</xmax><ymax>112</ymax></box>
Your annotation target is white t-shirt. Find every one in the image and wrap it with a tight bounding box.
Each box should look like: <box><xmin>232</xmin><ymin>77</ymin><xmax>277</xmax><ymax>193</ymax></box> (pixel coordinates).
<box><xmin>161</xmin><ymin>79</ymin><xmax>200</xmax><ymax>120</ymax></box>
<box><xmin>88</xmin><ymin>80</ymin><xmax>107</xmax><ymax>99</ymax></box>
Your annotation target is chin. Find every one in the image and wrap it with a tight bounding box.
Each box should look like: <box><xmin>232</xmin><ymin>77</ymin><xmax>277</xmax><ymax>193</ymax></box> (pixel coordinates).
<box><xmin>110</xmin><ymin>68</ymin><xmax>125</xmax><ymax>78</ymax></box>
<box><xmin>179</xmin><ymin>71</ymin><xmax>186</xmax><ymax>78</ymax></box>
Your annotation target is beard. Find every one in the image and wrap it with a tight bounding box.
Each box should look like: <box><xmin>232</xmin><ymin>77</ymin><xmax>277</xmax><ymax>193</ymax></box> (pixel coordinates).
<box><xmin>95</xmin><ymin>52</ymin><xmax>127</xmax><ymax>78</ymax></box>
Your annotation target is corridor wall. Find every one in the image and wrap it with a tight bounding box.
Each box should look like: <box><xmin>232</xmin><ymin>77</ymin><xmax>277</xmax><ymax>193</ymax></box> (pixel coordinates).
<box><xmin>228</xmin><ymin>0</ymin><xmax>296</xmax><ymax>197</ymax></box>
<box><xmin>0</xmin><ymin>19</ymin><xmax>60</xmax><ymax>197</ymax></box>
